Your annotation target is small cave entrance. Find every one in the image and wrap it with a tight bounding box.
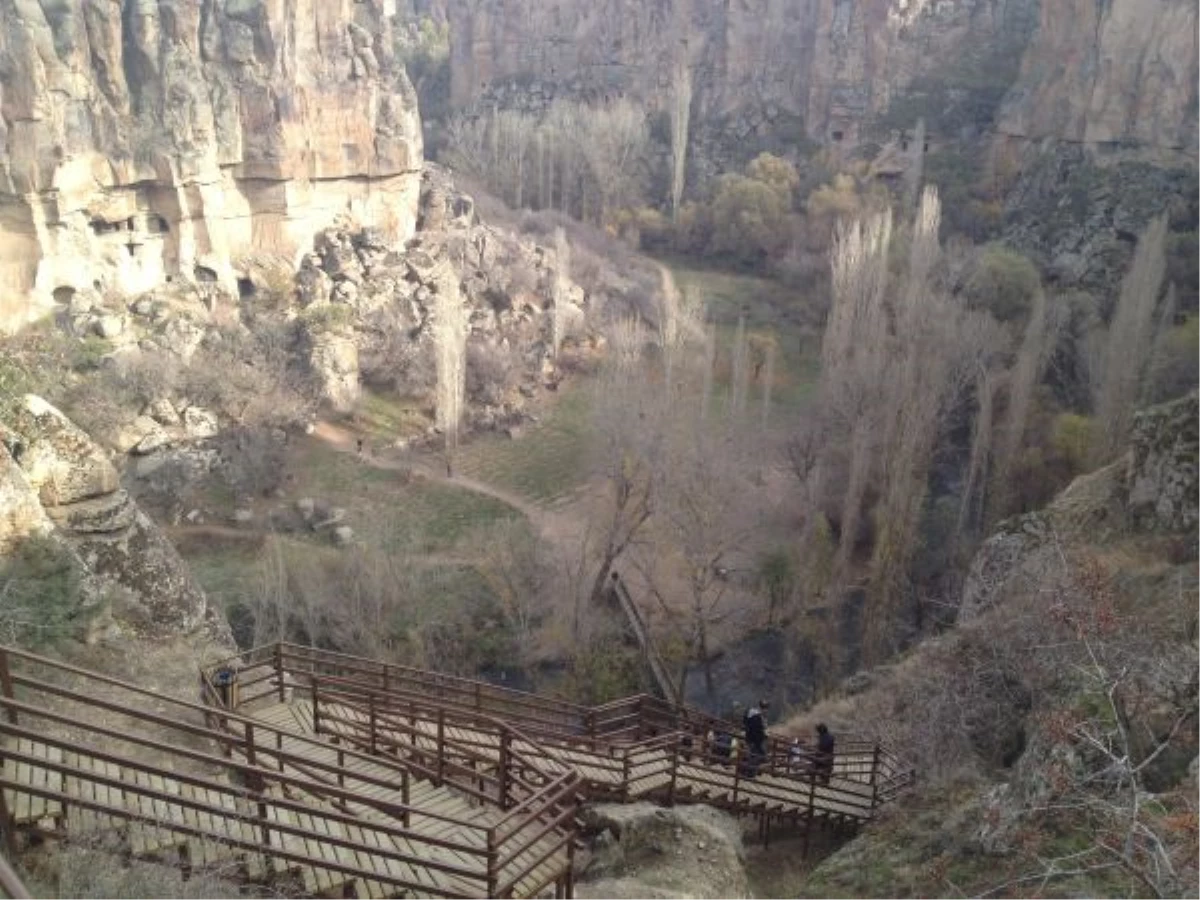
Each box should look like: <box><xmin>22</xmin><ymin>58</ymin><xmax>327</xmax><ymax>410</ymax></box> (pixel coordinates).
<box><xmin>194</xmin><ymin>265</ymin><xmax>219</xmax><ymax>284</ymax></box>
<box><xmin>237</xmin><ymin>277</ymin><xmax>257</xmax><ymax>299</ymax></box>
<box><xmin>52</xmin><ymin>286</ymin><xmax>76</xmax><ymax>305</ymax></box>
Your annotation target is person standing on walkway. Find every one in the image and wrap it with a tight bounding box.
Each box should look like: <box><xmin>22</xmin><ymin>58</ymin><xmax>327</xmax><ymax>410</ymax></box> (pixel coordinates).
<box><xmin>815</xmin><ymin>723</ymin><xmax>835</xmax><ymax>784</ymax></box>
<box><xmin>743</xmin><ymin>699</ymin><xmax>768</xmax><ymax>758</ymax></box>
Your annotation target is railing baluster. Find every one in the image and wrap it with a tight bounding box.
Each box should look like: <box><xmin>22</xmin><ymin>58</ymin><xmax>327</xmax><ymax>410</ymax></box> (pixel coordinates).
<box><xmin>274</xmin><ymin>644</ymin><xmax>284</xmax><ymax>702</ymax></box>
<box><xmin>0</xmin><ymin>650</ymin><xmax>16</xmax><ymax>726</ymax></box>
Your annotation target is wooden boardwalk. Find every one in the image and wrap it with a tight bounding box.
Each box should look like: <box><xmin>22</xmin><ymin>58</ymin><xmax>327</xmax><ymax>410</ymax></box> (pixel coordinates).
<box><xmin>0</xmin><ymin>641</ymin><xmax>911</xmax><ymax>898</ymax></box>
<box><xmin>0</xmin><ymin>646</ymin><xmax>577</xmax><ymax>898</ymax></box>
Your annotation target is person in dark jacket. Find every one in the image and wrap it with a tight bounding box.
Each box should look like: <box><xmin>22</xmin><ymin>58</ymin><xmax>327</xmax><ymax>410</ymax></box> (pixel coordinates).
<box><xmin>815</xmin><ymin>723</ymin><xmax>835</xmax><ymax>784</ymax></box>
<box><xmin>743</xmin><ymin>699</ymin><xmax>768</xmax><ymax>757</ymax></box>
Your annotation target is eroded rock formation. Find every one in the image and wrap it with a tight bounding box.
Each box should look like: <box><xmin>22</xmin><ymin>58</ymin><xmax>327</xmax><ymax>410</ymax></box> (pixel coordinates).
<box><xmin>0</xmin><ymin>0</ymin><xmax>423</xmax><ymax>331</ymax></box>
<box><xmin>0</xmin><ymin>395</ymin><xmax>231</xmax><ymax>645</ymax></box>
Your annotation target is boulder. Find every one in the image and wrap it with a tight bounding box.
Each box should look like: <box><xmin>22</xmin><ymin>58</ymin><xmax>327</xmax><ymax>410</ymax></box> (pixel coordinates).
<box><xmin>94</xmin><ymin>315</ymin><xmax>124</xmax><ymax>339</ymax></box>
<box><xmin>146</xmin><ymin>398</ymin><xmax>181</xmax><ymax>427</ymax></box>
<box><xmin>7</xmin><ymin>396</ymin><xmax>121</xmax><ymax>506</ymax></box>
<box><xmin>132</xmin><ymin>429</ymin><xmax>173</xmax><ymax>455</ymax></box>
<box><xmin>110</xmin><ymin>415</ymin><xmax>166</xmax><ymax>454</ymax></box>
<box><xmin>2</xmin><ymin>396</ymin><xmax>230</xmax><ymax>644</ymax></box>
<box><xmin>183</xmin><ymin>406</ymin><xmax>219</xmax><ymax>439</ymax></box>
<box><xmin>332</xmin><ymin>525</ymin><xmax>355</xmax><ymax>546</ymax></box>
<box><xmin>577</xmin><ymin>803</ymin><xmax>748</xmax><ymax>899</ymax></box>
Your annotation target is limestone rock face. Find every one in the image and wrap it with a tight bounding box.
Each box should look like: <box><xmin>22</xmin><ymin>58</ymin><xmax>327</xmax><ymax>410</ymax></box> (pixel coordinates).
<box><xmin>446</xmin><ymin>0</ymin><xmax>1196</xmax><ymax>159</ymax></box>
<box><xmin>996</xmin><ymin>0</ymin><xmax>1199</xmax><ymax>161</ymax></box>
<box><xmin>1127</xmin><ymin>392</ymin><xmax>1199</xmax><ymax>534</ymax></box>
<box><xmin>1</xmin><ymin>395</ymin><xmax>231</xmax><ymax>644</ymax></box>
<box><xmin>0</xmin><ymin>0</ymin><xmax>423</xmax><ymax>332</ymax></box>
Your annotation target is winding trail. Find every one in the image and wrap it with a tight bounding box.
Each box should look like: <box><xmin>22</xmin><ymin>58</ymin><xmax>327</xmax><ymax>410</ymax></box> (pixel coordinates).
<box><xmin>308</xmin><ymin>421</ymin><xmax>577</xmax><ymax>545</ymax></box>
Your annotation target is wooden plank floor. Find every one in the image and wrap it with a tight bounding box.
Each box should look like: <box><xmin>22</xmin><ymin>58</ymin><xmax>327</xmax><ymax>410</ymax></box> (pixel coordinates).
<box><xmin>267</xmin><ymin>695</ymin><xmax>876</xmax><ymax>825</ymax></box>
<box><xmin>0</xmin><ymin>732</ymin><xmax>504</xmax><ymax>899</ymax></box>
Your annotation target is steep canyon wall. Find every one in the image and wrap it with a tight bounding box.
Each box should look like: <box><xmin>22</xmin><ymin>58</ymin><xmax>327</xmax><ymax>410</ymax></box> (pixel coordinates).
<box><xmin>0</xmin><ymin>0</ymin><xmax>423</xmax><ymax>331</ymax></box>
<box><xmin>446</xmin><ymin>0</ymin><xmax>1197</xmax><ymax>161</ymax></box>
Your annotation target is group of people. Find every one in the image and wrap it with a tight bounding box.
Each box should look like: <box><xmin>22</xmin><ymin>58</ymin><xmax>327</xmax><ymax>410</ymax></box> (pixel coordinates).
<box><xmin>706</xmin><ymin>699</ymin><xmax>835</xmax><ymax>783</ymax></box>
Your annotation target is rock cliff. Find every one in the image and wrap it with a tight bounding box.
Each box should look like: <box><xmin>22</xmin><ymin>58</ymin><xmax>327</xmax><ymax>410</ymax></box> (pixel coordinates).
<box><xmin>446</xmin><ymin>0</ymin><xmax>1197</xmax><ymax>161</ymax></box>
<box><xmin>0</xmin><ymin>0</ymin><xmax>423</xmax><ymax>332</ymax></box>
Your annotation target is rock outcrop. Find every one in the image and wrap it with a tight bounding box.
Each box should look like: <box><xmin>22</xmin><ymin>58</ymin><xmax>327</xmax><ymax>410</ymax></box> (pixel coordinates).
<box><xmin>1126</xmin><ymin>391</ymin><xmax>1199</xmax><ymax>534</ymax></box>
<box><xmin>1</xmin><ymin>395</ymin><xmax>231</xmax><ymax>645</ymax></box>
<box><xmin>960</xmin><ymin>392</ymin><xmax>1197</xmax><ymax>622</ymax></box>
<box><xmin>577</xmin><ymin>803</ymin><xmax>748</xmax><ymax>899</ymax></box>
<box><xmin>0</xmin><ymin>0</ymin><xmax>423</xmax><ymax>332</ymax></box>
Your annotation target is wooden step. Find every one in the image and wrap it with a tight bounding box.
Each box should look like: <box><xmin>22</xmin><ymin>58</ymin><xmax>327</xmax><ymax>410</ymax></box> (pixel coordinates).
<box><xmin>3</xmin><ymin>738</ymin><xmax>65</xmax><ymax>826</ymax></box>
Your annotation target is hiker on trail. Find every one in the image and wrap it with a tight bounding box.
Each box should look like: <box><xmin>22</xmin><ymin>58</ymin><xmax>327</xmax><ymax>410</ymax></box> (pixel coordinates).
<box><xmin>356</xmin><ymin>437</ymin><xmax>364</xmax><ymax>454</ymax></box>
<box><xmin>743</xmin><ymin>699</ymin><xmax>768</xmax><ymax>758</ymax></box>
<box><xmin>815</xmin><ymin>723</ymin><xmax>835</xmax><ymax>784</ymax></box>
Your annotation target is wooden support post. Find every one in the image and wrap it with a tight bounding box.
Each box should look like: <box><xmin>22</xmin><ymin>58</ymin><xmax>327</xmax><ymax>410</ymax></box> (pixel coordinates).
<box><xmin>0</xmin><ymin>783</ymin><xmax>16</xmax><ymax>858</ymax></box>
<box><xmin>870</xmin><ymin>743</ymin><xmax>881</xmax><ymax>809</ymax></box>
<box><xmin>382</xmin><ymin>664</ymin><xmax>390</xmax><ymax>694</ymax></box>
<box><xmin>565</xmin><ymin>831</ymin><xmax>576</xmax><ymax>898</ymax></box>
<box><xmin>436</xmin><ymin>708</ymin><xmax>445</xmax><ymax>785</ymax></box>
<box><xmin>402</xmin><ymin>771</ymin><xmax>411</xmax><ymax>827</ymax></box>
<box><xmin>621</xmin><ymin>751</ymin><xmax>632</xmax><ymax>802</ymax></box>
<box><xmin>474</xmin><ymin>681</ymin><xmax>482</xmax><ymax>711</ymax></box>
<box><xmin>803</xmin><ymin>772</ymin><xmax>816</xmax><ymax>858</ymax></box>
<box><xmin>0</xmin><ymin>649</ymin><xmax>16</xmax><ymax>726</ymax></box>
<box><xmin>369</xmin><ymin>694</ymin><xmax>378</xmax><ymax>754</ymax></box>
<box><xmin>312</xmin><ymin>679</ymin><xmax>321</xmax><ymax>735</ymax></box>
<box><xmin>498</xmin><ymin>730</ymin><xmax>511</xmax><ymax>809</ymax></box>
<box><xmin>731</xmin><ymin>756</ymin><xmax>740</xmax><ymax>805</ymax></box>
<box><xmin>274</xmin><ymin>644</ymin><xmax>285</xmax><ymax>702</ymax></box>
<box><xmin>667</xmin><ymin>738</ymin><xmax>679</xmax><ymax>806</ymax></box>
<box><xmin>486</xmin><ymin>826</ymin><xmax>499</xmax><ymax>899</ymax></box>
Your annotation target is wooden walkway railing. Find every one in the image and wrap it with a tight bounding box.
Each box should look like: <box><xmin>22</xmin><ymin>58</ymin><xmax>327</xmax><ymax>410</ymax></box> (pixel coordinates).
<box><xmin>0</xmin><ymin>646</ymin><xmax>578</xmax><ymax>899</ymax></box>
<box><xmin>208</xmin><ymin>643</ymin><xmax>913</xmax><ymax>838</ymax></box>
<box><xmin>609</xmin><ymin>574</ymin><xmax>679</xmax><ymax>705</ymax></box>
<box><xmin>217</xmin><ymin>642</ymin><xmax>913</xmax><ymax>796</ymax></box>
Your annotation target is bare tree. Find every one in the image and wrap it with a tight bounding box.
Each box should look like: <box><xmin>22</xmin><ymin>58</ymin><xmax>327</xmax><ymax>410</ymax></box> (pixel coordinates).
<box><xmin>818</xmin><ymin>206</ymin><xmax>893</xmax><ymax>580</ymax></box>
<box><xmin>1092</xmin><ymin>214</ymin><xmax>1169</xmax><ymax>465</ymax></box>
<box><xmin>552</xmin><ymin>227</ymin><xmax>571</xmax><ymax>358</ymax></box>
<box><xmin>989</xmin><ymin>283</ymin><xmax>1056</xmax><ymax>520</ymax></box>
<box><xmin>432</xmin><ymin>261</ymin><xmax>468</xmax><ymax>473</ymax></box>
<box><xmin>668</xmin><ymin>0</ymin><xmax>696</xmax><ymax>220</ymax></box>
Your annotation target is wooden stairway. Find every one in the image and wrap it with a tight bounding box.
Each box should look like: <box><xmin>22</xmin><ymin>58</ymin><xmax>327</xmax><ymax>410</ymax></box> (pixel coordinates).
<box><xmin>0</xmin><ymin>646</ymin><xmax>579</xmax><ymax>899</ymax></box>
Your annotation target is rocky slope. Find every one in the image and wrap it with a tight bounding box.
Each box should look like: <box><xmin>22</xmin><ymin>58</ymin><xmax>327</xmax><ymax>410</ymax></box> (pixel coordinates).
<box><xmin>0</xmin><ymin>0</ymin><xmax>422</xmax><ymax>332</ymax></box>
<box><xmin>446</xmin><ymin>0</ymin><xmax>1197</xmax><ymax>161</ymax></box>
<box><xmin>785</xmin><ymin>393</ymin><xmax>1199</xmax><ymax>897</ymax></box>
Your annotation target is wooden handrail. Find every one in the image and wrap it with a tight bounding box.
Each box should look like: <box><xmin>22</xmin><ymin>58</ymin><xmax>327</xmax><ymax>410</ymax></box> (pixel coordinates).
<box><xmin>0</xmin><ymin>855</ymin><xmax>28</xmax><ymax>900</ymax></box>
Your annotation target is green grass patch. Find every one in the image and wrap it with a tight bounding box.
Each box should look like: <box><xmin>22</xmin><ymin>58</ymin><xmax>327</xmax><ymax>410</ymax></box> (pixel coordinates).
<box><xmin>349</xmin><ymin>390</ymin><xmax>431</xmax><ymax>443</ymax></box>
<box><xmin>288</xmin><ymin>438</ymin><xmax>522</xmax><ymax>552</ymax></box>
<box><xmin>453</xmin><ymin>383</ymin><xmax>593</xmax><ymax>503</ymax></box>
